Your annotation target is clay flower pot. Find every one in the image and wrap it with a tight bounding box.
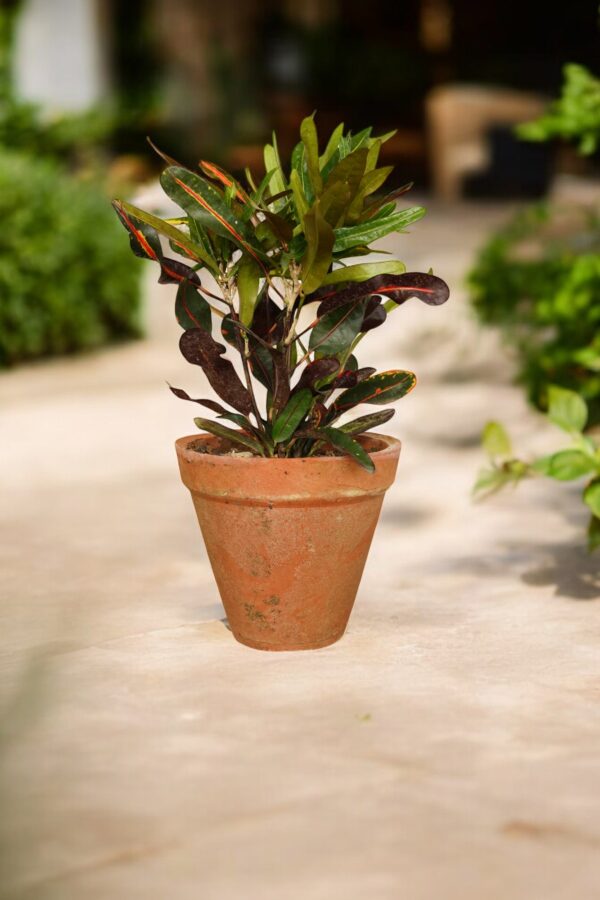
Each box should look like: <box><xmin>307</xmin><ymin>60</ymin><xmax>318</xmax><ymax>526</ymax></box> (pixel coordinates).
<box><xmin>175</xmin><ymin>432</ymin><xmax>401</xmax><ymax>651</ymax></box>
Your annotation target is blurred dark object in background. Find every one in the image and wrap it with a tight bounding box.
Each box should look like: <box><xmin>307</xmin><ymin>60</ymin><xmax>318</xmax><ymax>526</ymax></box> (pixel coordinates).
<box><xmin>463</xmin><ymin>125</ymin><xmax>555</xmax><ymax>199</ymax></box>
<box><xmin>5</xmin><ymin>0</ymin><xmax>599</xmax><ymax>189</ymax></box>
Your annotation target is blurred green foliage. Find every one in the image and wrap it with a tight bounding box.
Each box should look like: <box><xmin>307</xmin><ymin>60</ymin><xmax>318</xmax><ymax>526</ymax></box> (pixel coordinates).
<box><xmin>0</xmin><ymin>150</ymin><xmax>142</xmax><ymax>366</ymax></box>
<box><xmin>517</xmin><ymin>64</ymin><xmax>600</xmax><ymax>156</ymax></box>
<box><xmin>469</xmin><ymin>204</ymin><xmax>600</xmax><ymax>425</ymax></box>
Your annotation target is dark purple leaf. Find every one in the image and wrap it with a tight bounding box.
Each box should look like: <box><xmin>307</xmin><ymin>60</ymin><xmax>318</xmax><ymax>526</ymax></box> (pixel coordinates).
<box><xmin>251</xmin><ymin>292</ymin><xmax>284</xmax><ymax>342</ymax></box>
<box><xmin>361</xmin><ymin>297</ymin><xmax>387</xmax><ymax>332</ymax></box>
<box><xmin>295</xmin><ymin>357</ymin><xmax>340</xmax><ymax>392</ymax></box>
<box><xmin>158</xmin><ymin>257</ymin><xmax>201</xmax><ymax>286</ymax></box>
<box><xmin>311</xmin><ymin>272</ymin><xmax>449</xmax><ymax>317</ymax></box>
<box><xmin>179</xmin><ymin>328</ymin><xmax>253</xmax><ymax>415</ymax></box>
<box><xmin>270</xmin><ymin>348</ymin><xmax>290</xmax><ymax>416</ymax></box>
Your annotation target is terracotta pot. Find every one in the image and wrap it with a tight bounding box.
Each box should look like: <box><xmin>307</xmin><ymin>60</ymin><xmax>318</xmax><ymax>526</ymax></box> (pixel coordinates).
<box><xmin>175</xmin><ymin>432</ymin><xmax>401</xmax><ymax>651</ymax></box>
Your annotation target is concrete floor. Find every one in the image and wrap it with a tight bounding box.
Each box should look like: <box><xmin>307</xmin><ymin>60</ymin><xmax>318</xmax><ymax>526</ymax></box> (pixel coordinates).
<box><xmin>1</xmin><ymin>201</ymin><xmax>599</xmax><ymax>899</ymax></box>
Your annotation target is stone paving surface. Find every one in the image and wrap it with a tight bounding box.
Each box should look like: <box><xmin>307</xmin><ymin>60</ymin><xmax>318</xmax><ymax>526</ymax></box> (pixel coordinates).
<box><xmin>1</xmin><ymin>201</ymin><xmax>599</xmax><ymax>899</ymax></box>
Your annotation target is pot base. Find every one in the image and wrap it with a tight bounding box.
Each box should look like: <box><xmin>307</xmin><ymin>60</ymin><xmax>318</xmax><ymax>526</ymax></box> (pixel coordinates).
<box><xmin>231</xmin><ymin>628</ymin><xmax>345</xmax><ymax>652</ymax></box>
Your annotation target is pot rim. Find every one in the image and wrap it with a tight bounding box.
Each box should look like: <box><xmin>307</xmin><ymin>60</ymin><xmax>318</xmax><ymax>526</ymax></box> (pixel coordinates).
<box><xmin>175</xmin><ymin>431</ymin><xmax>401</xmax><ymax>466</ymax></box>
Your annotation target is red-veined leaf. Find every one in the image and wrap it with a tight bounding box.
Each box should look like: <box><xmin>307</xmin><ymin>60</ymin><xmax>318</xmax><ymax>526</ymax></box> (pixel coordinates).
<box><xmin>174</xmin><ymin>281</ymin><xmax>211</xmax><ymax>331</ymax></box>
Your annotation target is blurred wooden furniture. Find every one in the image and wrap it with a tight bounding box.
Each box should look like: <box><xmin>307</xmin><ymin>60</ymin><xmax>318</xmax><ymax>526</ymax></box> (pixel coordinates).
<box><xmin>426</xmin><ymin>85</ymin><xmax>547</xmax><ymax>200</ymax></box>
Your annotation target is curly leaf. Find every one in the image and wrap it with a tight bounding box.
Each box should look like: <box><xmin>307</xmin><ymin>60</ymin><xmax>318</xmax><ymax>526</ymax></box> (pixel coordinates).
<box><xmin>179</xmin><ymin>328</ymin><xmax>253</xmax><ymax>415</ymax></box>
<box><xmin>295</xmin><ymin>358</ymin><xmax>340</xmax><ymax>392</ymax></box>
<box><xmin>312</xmin><ymin>272</ymin><xmax>449</xmax><ymax>317</ymax></box>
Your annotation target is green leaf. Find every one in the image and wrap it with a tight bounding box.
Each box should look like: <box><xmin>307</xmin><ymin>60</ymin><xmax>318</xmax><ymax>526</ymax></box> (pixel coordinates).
<box><xmin>117</xmin><ymin>200</ymin><xmax>219</xmax><ymax>274</ymax></box>
<box><xmin>322</xmin><ymin>261</ymin><xmax>406</xmax><ymax>286</ymax></box>
<box><xmin>175</xmin><ymin>282</ymin><xmax>211</xmax><ymax>331</ymax></box>
<box><xmin>324</xmin><ymin>148</ymin><xmax>368</xmax><ymax>214</ymax></box>
<box><xmin>334</xmin><ymin>370</ymin><xmax>417</xmax><ymax>413</ymax></box>
<box><xmin>333</xmin><ymin>206</ymin><xmax>426</xmax><ymax>252</ymax></box>
<box><xmin>290</xmin><ymin>168</ymin><xmax>308</xmax><ymax>221</ymax></box>
<box><xmin>583</xmin><ymin>479</ymin><xmax>600</xmax><ymax>518</ymax></box>
<box><xmin>547</xmin><ymin>385</ymin><xmax>588</xmax><ymax>434</ymax></box>
<box><xmin>301</xmin><ymin>201</ymin><xmax>334</xmax><ymax>294</ymax></box>
<box><xmin>346</xmin><ymin>166</ymin><xmax>394</xmax><ymax>222</ymax></box>
<box><xmin>263</xmin><ymin>143</ymin><xmax>286</xmax><ymax>196</ymax></box>
<box><xmin>533</xmin><ymin>449</ymin><xmax>597</xmax><ymax>480</ymax></box>
<box><xmin>587</xmin><ymin>515</ymin><xmax>600</xmax><ymax>552</ymax></box>
<box><xmin>319</xmin><ymin>122</ymin><xmax>345</xmax><ymax>167</ymax></box>
<box><xmin>482</xmin><ymin>421</ymin><xmax>512</xmax><ymax>459</ymax></box>
<box><xmin>272</xmin><ymin>389</ymin><xmax>314</xmax><ymax>443</ymax></box>
<box><xmin>473</xmin><ymin>466</ymin><xmax>511</xmax><ymax>497</ymax></box>
<box><xmin>473</xmin><ymin>459</ymin><xmax>530</xmax><ymax>497</ymax></box>
<box><xmin>320</xmin><ymin>427</ymin><xmax>375</xmax><ymax>473</ymax></box>
<box><xmin>300</xmin><ymin>114</ymin><xmax>323</xmax><ymax>195</ymax></box>
<box><xmin>308</xmin><ymin>302</ymin><xmax>365</xmax><ymax>357</ymax></box>
<box><xmin>193</xmin><ymin>417</ymin><xmax>264</xmax><ymax>455</ymax></box>
<box><xmin>338</xmin><ymin>409</ymin><xmax>395</xmax><ymax>436</ymax></box>
<box><xmin>237</xmin><ymin>256</ymin><xmax>261</xmax><ymax>326</ymax></box>
<box><xmin>320</xmin><ymin>181</ymin><xmax>352</xmax><ymax>229</ymax></box>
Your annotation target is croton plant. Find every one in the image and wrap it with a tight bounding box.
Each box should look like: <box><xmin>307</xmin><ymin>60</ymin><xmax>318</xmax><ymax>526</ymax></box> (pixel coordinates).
<box><xmin>113</xmin><ymin>117</ymin><xmax>449</xmax><ymax>471</ymax></box>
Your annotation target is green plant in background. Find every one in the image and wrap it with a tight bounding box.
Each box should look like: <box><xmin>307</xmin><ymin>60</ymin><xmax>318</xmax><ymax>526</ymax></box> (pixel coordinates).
<box><xmin>472</xmin><ymin>61</ymin><xmax>600</xmax><ymax>548</ymax></box>
<box><xmin>0</xmin><ymin>150</ymin><xmax>141</xmax><ymax>366</ymax></box>
<box><xmin>113</xmin><ymin>118</ymin><xmax>449</xmax><ymax>468</ymax></box>
<box><xmin>475</xmin><ymin>387</ymin><xmax>600</xmax><ymax>551</ymax></box>
<box><xmin>517</xmin><ymin>64</ymin><xmax>600</xmax><ymax>156</ymax></box>
<box><xmin>469</xmin><ymin>204</ymin><xmax>600</xmax><ymax>425</ymax></box>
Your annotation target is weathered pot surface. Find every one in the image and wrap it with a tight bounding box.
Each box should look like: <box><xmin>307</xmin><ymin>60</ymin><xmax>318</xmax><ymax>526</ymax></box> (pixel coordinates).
<box><xmin>175</xmin><ymin>432</ymin><xmax>401</xmax><ymax>651</ymax></box>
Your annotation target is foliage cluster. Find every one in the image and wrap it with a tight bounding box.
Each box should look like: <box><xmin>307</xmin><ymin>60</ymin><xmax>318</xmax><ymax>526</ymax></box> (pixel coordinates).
<box><xmin>0</xmin><ymin>151</ymin><xmax>141</xmax><ymax>366</ymax></box>
<box><xmin>469</xmin><ymin>204</ymin><xmax>600</xmax><ymax>425</ymax></box>
<box><xmin>517</xmin><ymin>64</ymin><xmax>600</xmax><ymax>156</ymax></box>
<box><xmin>114</xmin><ymin>118</ymin><xmax>449</xmax><ymax>469</ymax></box>
<box><xmin>476</xmin><ymin>387</ymin><xmax>600</xmax><ymax>552</ymax></box>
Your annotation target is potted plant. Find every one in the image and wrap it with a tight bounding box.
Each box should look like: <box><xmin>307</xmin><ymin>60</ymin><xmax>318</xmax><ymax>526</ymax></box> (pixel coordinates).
<box><xmin>113</xmin><ymin>117</ymin><xmax>449</xmax><ymax>650</ymax></box>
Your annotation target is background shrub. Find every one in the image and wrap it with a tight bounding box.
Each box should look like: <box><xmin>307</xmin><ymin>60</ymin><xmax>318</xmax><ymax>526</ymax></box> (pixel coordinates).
<box><xmin>469</xmin><ymin>203</ymin><xmax>600</xmax><ymax>426</ymax></box>
<box><xmin>0</xmin><ymin>151</ymin><xmax>142</xmax><ymax>367</ymax></box>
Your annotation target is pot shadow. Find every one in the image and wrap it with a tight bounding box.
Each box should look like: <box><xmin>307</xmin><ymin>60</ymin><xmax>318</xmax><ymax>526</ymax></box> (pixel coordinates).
<box><xmin>380</xmin><ymin>504</ymin><xmax>434</xmax><ymax>528</ymax></box>
<box><xmin>450</xmin><ymin>542</ymin><xmax>600</xmax><ymax>601</ymax></box>
<box><xmin>520</xmin><ymin>544</ymin><xmax>600</xmax><ymax>601</ymax></box>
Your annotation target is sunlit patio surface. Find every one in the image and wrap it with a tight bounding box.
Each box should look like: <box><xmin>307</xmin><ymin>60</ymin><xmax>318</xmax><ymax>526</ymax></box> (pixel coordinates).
<box><xmin>1</xmin><ymin>200</ymin><xmax>599</xmax><ymax>899</ymax></box>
